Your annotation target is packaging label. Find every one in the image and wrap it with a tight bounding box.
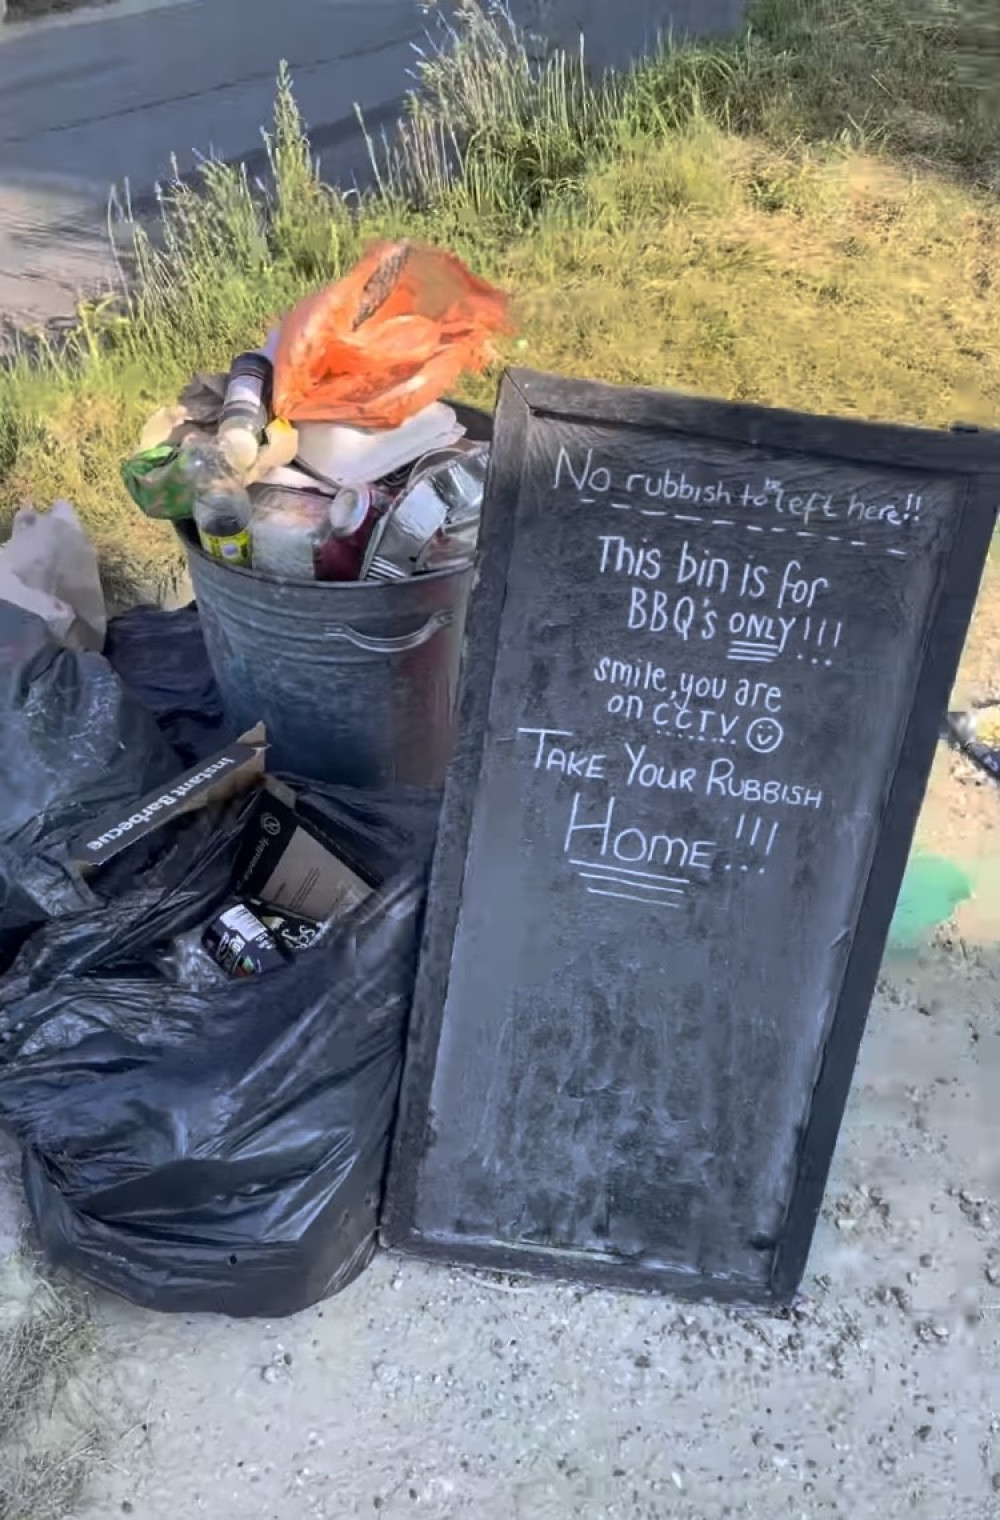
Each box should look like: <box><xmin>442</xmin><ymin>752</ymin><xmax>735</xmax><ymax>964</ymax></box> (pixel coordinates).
<box><xmin>219</xmin><ymin>903</ymin><xmax>269</xmax><ymax>941</ymax></box>
<box><xmin>234</xmin><ymin>791</ymin><xmax>373</xmax><ymax>923</ymax></box>
<box><xmin>199</xmin><ymin>528</ymin><xmax>251</xmax><ymax>565</ymax></box>
<box><xmin>204</xmin><ymin>899</ymin><xmax>288</xmax><ymax>978</ymax></box>
<box><xmin>226</xmin><ymin>374</ymin><xmax>265</xmax><ymax>410</ymax></box>
<box><xmin>71</xmin><ymin>727</ymin><xmax>267</xmax><ymax>870</ymax></box>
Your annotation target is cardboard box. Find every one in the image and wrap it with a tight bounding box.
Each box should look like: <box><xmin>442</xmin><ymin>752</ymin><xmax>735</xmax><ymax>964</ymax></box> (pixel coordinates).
<box><xmin>71</xmin><ymin>724</ymin><xmax>373</xmax><ymax>926</ymax></box>
<box><xmin>232</xmin><ymin>790</ymin><xmax>372</xmax><ymax>924</ymax></box>
<box><xmin>72</xmin><ymin>725</ymin><xmax>268</xmax><ymax>871</ymax></box>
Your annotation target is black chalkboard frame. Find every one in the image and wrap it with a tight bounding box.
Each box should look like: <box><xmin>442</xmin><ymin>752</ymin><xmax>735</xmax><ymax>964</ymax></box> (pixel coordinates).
<box><xmin>384</xmin><ymin>367</ymin><xmax>999</xmax><ymax>1304</ymax></box>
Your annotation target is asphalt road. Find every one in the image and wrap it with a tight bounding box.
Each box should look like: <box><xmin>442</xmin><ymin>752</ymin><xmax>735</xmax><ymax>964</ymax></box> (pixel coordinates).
<box><xmin>0</xmin><ymin>0</ymin><xmax>744</xmax><ymax>332</ymax></box>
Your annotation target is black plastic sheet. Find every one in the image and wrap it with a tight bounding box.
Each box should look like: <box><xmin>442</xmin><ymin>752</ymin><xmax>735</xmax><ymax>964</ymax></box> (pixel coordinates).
<box><xmin>103</xmin><ymin>602</ymin><xmax>232</xmax><ymax>765</ymax></box>
<box><xmin>0</xmin><ymin>603</ymin><xmax>182</xmax><ymax>971</ymax></box>
<box><xmin>0</xmin><ymin>779</ymin><xmax>439</xmax><ymax>1317</ymax></box>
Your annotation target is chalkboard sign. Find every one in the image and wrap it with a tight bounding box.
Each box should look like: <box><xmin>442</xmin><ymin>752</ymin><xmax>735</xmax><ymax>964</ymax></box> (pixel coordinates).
<box><xmin>383</xmin><ymin>369</ymin><xmax>999</xmax><ymax>1303</ymax></box>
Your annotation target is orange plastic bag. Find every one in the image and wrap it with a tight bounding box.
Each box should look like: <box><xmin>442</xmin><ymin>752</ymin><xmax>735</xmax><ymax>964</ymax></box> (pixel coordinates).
<box><xmin>272</xmin><ymin>242</ymin><xmax>511</xmax><ymax>429</ymax></box>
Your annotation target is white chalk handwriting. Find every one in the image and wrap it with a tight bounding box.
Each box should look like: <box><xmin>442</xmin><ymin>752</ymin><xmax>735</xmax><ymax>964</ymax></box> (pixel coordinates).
<box><xmin>516</xmin><ymin>726</ymin><xmax>826</xmax><ymax>903</ymax></box>
<box><xmin>556</xmin><ymin>444</ymin><xmax>923</xmax><ymax>549</ymax></box>
<box><xmin>503</xmin><ymin>439</ymin><xmax>911</xmax><ymax>911</ymax></box>
<box><xmin>598</xmin><ymin>533</ymin><xmax>846</xmax><ymax>668</ymax></box>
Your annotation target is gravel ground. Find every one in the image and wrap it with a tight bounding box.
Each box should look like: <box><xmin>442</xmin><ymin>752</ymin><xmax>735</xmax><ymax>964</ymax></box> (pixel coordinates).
<box><xmin>46</xmin><ymin>934</ymin><xmax>997</xmax><ymax>1520</ymax></box>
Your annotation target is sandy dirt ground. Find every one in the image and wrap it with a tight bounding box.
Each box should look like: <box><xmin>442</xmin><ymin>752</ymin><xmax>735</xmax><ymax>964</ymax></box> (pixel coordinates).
<box><xmin>918</xmin><ymin>553</ymin><xmax>1000</xmax><ymax>946</ymax></box>
<box><xmin>2</xmin><ymin>568</ymin><xmax>998</xmax><ymax>1520</ymax></box>
<box><xmin>56</xmin><ymin>935</ymin><xmax>999</xmax><ymax>1520</ymax></box>
<box><xmin>1</xmin><ymin>894</ymin><xmax>997</xmax><ymax>1520</ymax></box>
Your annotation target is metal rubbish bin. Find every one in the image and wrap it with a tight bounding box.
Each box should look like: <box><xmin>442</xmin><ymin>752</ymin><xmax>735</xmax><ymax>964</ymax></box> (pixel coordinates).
<box><xmin>180</xmin><ymin>403</ymin><xmax>491</xmax><ymax>790</ymax></box>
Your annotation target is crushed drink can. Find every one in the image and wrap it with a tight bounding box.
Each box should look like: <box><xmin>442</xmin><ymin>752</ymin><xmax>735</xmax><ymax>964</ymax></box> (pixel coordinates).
<box><xmin>410</xmin><ymin>441</ymin><xmax>488</xmax><ymax>514</ymax></box>
<box><xmin>362</xmin><ymin>477</ymin><xmax>449</xmax><ymax>582</ymax></box>
<box><xmin>417</xmin><ymin>520</ymin><xmax>479</xmax><ymax>573</ymax></box>
<box><xmin>409</xmin><ymin>443</ymin><xmax>489</xmax><ymax>575</ymax></box>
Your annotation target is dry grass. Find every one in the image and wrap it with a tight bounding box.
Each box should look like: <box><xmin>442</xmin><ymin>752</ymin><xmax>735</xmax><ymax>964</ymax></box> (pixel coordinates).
<box><xmin>5</xmin><ymin>120</ymin><xmax>1000</xmax><ymax>605</ymax></box>
<box><xmin>0</xmin><ymin>1256</ymin><xmax>103</xmax><ymax>1520</ymax></box>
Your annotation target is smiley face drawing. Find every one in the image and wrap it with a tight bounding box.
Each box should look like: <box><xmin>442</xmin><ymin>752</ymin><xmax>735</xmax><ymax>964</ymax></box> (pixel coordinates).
<box><xmin>746</xmin><ymin>716</ymin><xmax>785</xmax><ymax>755</ymax></box>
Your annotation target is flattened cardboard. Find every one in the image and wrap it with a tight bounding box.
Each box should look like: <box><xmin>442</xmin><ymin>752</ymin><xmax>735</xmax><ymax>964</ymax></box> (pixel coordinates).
<box><xmin>72</xmin><ymin>724</ymin><xmax>267</xmax><ymax>871</ymax></box>
<box><xmin>233</xmin><ymin>790</ymin><xmax>372</xmax><ymax>923</ymax></box>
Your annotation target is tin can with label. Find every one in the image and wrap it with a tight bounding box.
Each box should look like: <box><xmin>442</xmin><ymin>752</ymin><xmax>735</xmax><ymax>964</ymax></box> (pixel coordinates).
<box><xmin>202</xmin><ymin>899</ymin><xmax>289</xmax><ymax>978</ymax></box>
<box><xmin>408</xmin><ymin>442</ymin><xmax>489</xmax><ymax>575</ymax></box>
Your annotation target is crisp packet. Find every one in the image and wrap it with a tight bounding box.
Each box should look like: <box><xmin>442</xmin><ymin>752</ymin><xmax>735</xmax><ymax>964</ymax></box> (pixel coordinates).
<box><xmin>121</xmin><ymin>445</ymin><xmax>196</xmax><ymax>521</ymax></box>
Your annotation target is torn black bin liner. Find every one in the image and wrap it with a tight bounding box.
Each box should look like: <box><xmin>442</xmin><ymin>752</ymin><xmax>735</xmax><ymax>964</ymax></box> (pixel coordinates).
<box><xmin>0</xmin><ymin>602</ymin><xmax>442</xmax><ymax>1318</ymax></box>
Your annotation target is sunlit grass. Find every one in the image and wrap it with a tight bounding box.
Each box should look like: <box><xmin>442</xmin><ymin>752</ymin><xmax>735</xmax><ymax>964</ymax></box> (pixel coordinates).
<box><xmin>0</xmin><ymin>0</ymin><xmax>998</xmax><ymax>604</ymax></box>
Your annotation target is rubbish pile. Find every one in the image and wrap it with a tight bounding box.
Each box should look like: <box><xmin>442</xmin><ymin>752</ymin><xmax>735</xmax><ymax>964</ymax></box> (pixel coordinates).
<box><xmin>948</xmin><ymin>705</ymin><xmax>1000</xmax><ymax>783</ymax></box>
<box><xmin>0</xmin><ymin>241</ymin><xmax>509</xmax><ymax>1319</ymax></box>
<box><xmin>122</xmin><ymin>240</ymin><xmax>508</xmax><ymax>584</ymax></box>
<box><xmin>0</xmin><ymin>598</ymin><xmax>441</xmax><ymax>1318</ymax></box>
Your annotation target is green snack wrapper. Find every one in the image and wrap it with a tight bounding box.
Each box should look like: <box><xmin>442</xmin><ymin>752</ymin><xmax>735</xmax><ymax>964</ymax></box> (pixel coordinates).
<box><xmin>121</xmin><ymin>445</ymin><xmax>196</xmax><ymax>521</ymax></box>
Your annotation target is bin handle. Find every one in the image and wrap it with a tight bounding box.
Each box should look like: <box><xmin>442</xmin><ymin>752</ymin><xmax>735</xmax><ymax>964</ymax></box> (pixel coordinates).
<box><xmin>323</xmin><ymin>607</ymin><xmax>454</xmax><ymax>654</ymax></box>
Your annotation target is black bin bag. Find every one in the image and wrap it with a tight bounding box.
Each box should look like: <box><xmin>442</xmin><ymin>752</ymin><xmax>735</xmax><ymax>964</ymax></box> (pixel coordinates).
<box><xmin>0</xmin><ymin>602</ymin><xmax>183</xmax><ymax>972</ymax></box>
<box><xmin>0</xmin><ymin>782</ymin><xmax>440</xmax><ymax>1319</ymax></box>
<box><xmin>102</xmin><ymin>602</ymin><xmax>232</xmax><ymax>765</ymax></box>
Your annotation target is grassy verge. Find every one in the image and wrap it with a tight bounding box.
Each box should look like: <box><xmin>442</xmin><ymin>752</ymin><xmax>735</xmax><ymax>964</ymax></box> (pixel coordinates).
<box><xmin>0</xmin><ymin>0</ymin><xmax>998</xmax><ymax>603</ymax></box>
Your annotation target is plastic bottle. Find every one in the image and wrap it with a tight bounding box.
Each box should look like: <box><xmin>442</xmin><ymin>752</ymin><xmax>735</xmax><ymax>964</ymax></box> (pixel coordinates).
<box><xmin>249</xmin><ymin>486</ymin><xmax>331</xmax><ymax>580</ymax></box>
<box><xmin>217</xmin><ymin>341</ymin><xmax>274</xmax><ymax>475</ymax></box>
<box><xmin>182</xmin><ymin>444</ymin><xmax>254</xmax><ymax>567</ymax></box>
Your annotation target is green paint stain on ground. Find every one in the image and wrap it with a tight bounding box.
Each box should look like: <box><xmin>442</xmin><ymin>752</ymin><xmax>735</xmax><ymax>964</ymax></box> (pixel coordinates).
<box><xmin>889</xmin><ymin>854</ymin><xmax>973</xmax><ymax>951</ymax></box>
